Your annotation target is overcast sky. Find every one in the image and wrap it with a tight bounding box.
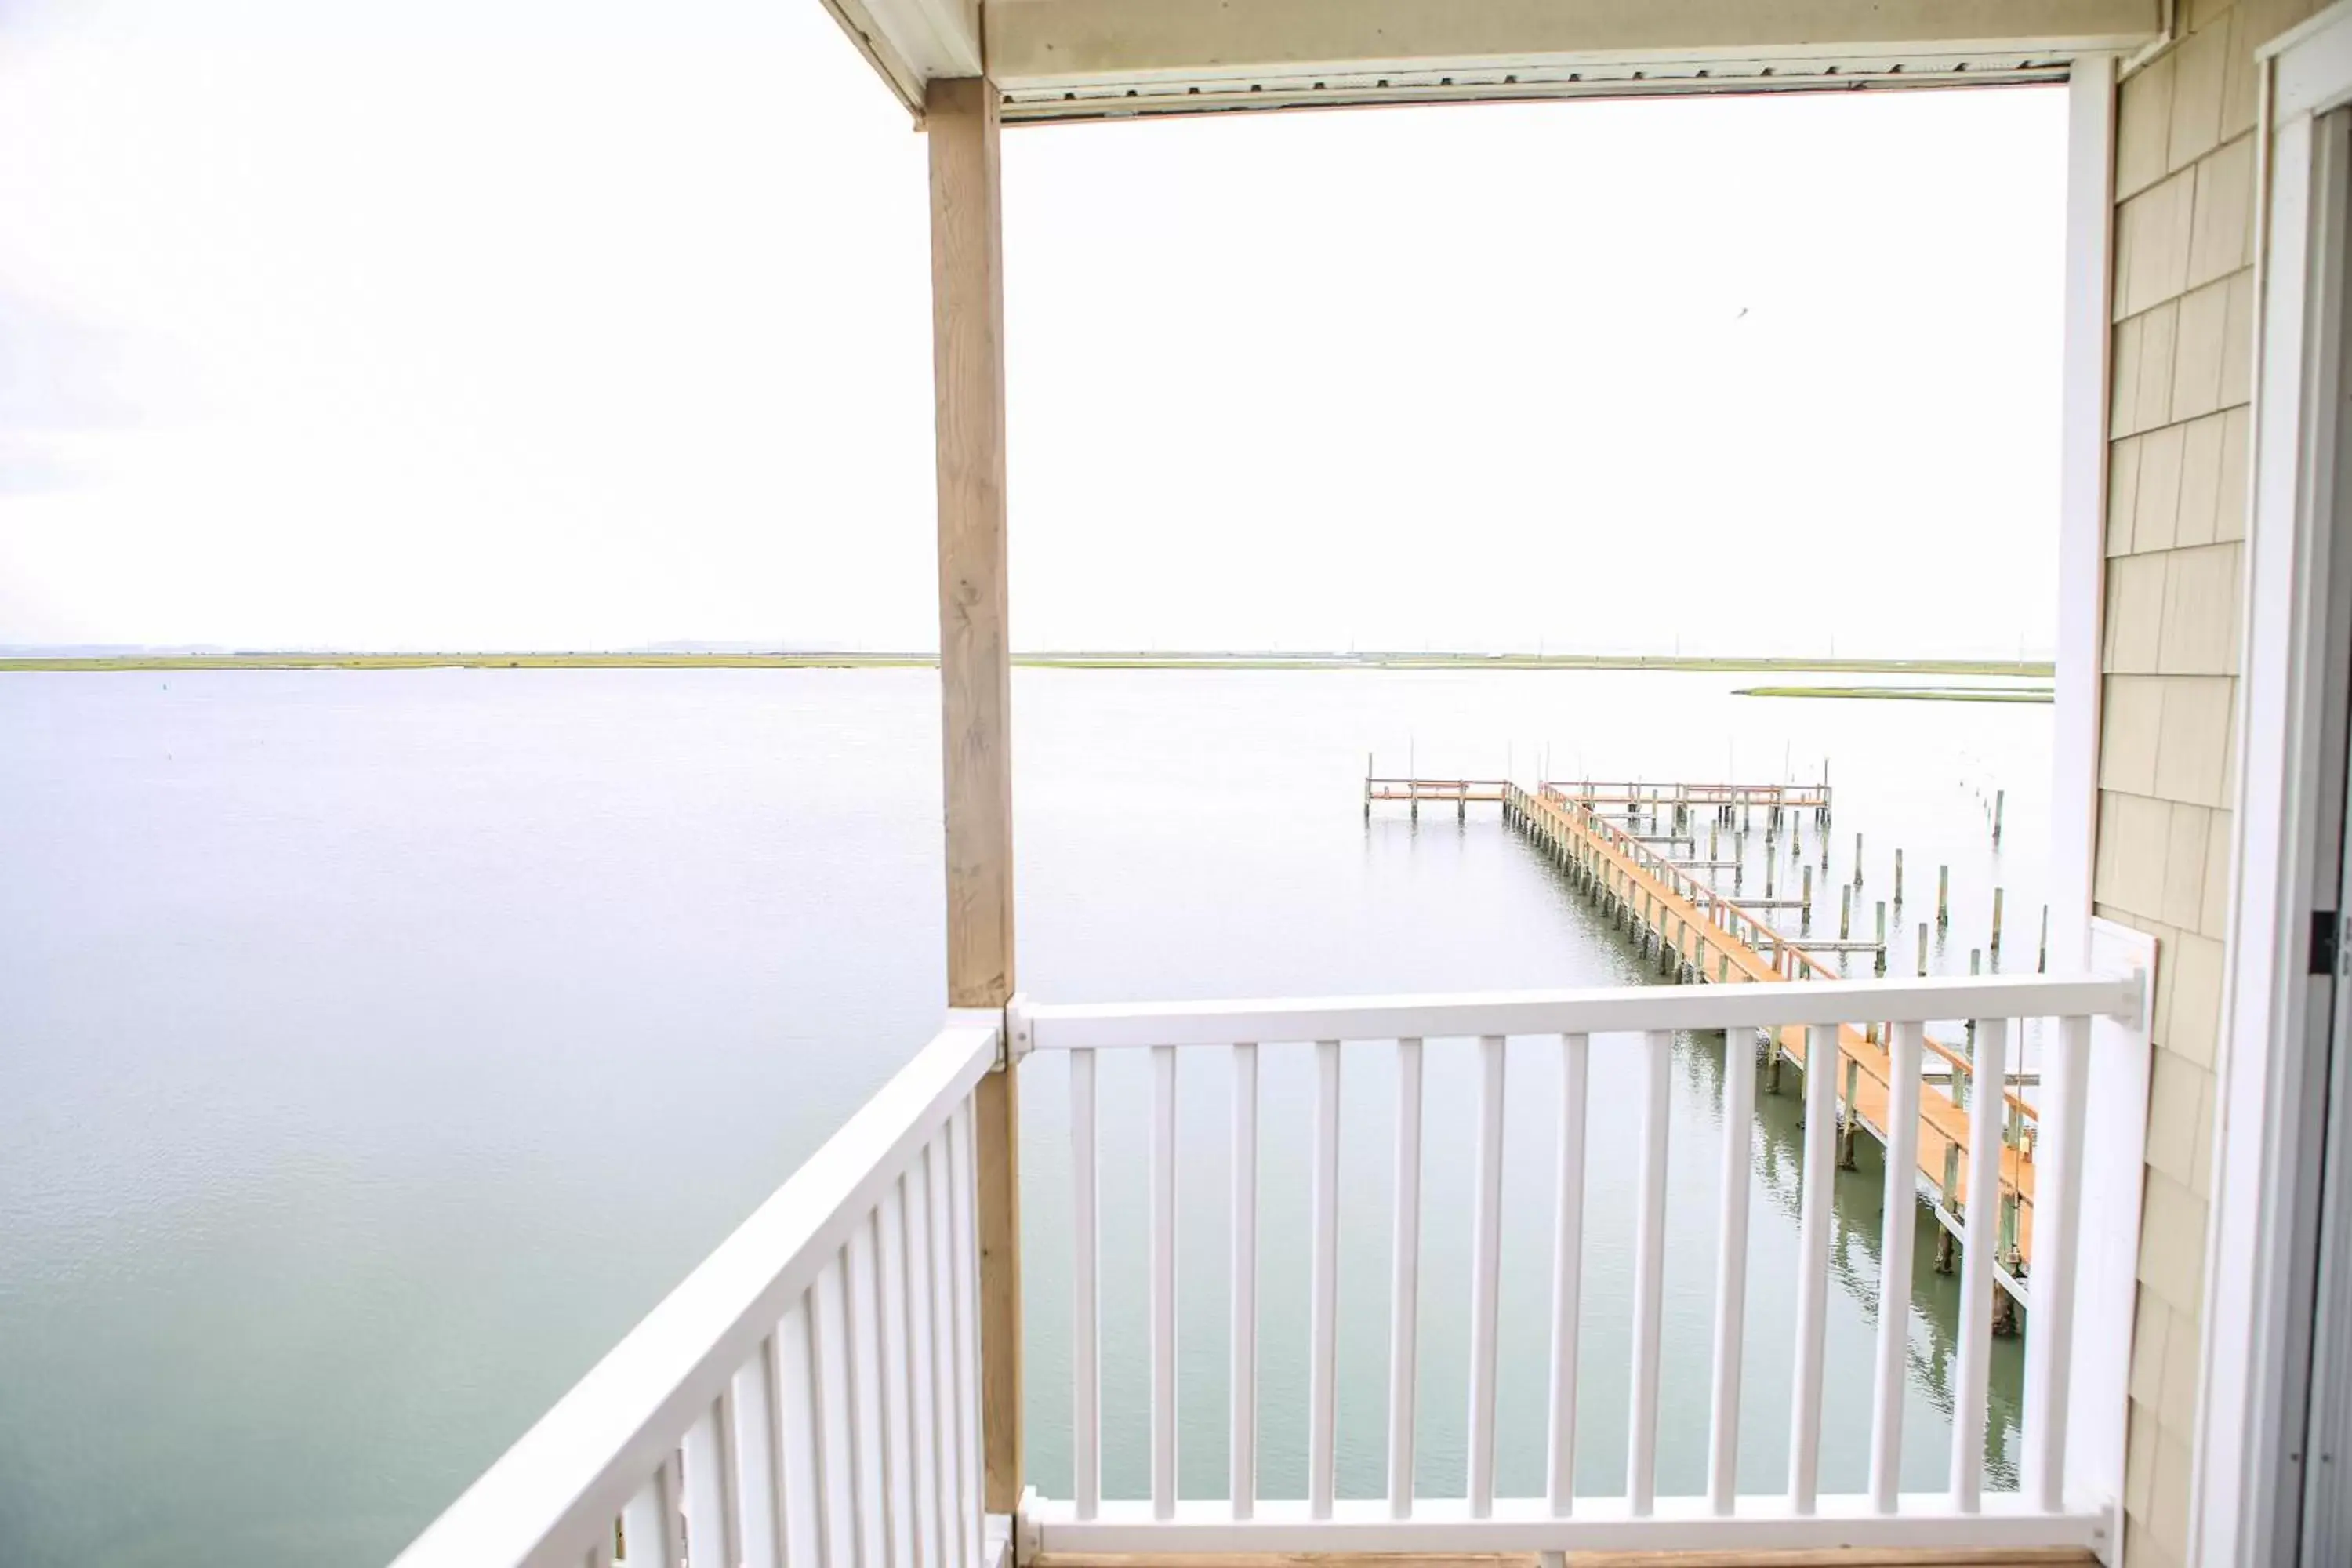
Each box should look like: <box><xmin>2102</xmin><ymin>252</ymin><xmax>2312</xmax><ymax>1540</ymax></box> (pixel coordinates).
<box><xmin>0</xmin><ymin>0</ymin><xmax>2067</xmax><ymax>655</ymax></box>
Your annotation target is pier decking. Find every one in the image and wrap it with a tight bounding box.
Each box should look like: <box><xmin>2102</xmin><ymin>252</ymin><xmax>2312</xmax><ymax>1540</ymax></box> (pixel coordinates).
<box><xmin>1373</xmin><ymin>777</ymin><xmax>2037</xmax><ymax>1302</ymax></box>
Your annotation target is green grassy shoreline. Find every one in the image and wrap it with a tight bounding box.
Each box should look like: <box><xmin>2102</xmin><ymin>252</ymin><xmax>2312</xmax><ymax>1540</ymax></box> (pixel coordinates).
<box><xmin>1734</xmin><ymin>684</ymin><xmax>2054</xmax><ymax>703</ymax></box>
<box><xmin>0</xmin><ymin>651</ymin><xmax>2056</xmax><ymax>677</ymax></box>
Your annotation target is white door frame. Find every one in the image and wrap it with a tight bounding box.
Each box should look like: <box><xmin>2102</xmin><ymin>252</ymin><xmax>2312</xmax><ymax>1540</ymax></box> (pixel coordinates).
<box><xmin>2199</xmin><ymin>5</ymin><xmax>2352</xmax><ymax>1560</ymax></box>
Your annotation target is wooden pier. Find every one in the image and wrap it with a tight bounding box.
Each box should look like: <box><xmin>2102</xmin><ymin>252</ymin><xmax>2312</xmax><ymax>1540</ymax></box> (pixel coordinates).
<box><xmin>1371</xmin><ymin>776</ymin><xmax>2038</xmax><ymax>1308</ymax></box>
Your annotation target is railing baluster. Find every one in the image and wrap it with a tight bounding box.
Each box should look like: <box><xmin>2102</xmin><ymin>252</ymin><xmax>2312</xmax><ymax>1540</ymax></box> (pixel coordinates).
<box><xmin>1151</xmin><ymin>1043</ymin><xmax>1179</xmax><ymax>1519</ymax></box>
<box><xmin>1309</xmin><ymin>1037</ymin><xmax>1341</xmax><ymax>1519</ymax></box>
<box><xmin>785</xmin><ymin>1292</ymin><xmax>831</xmax><ymax>1568</ymax></box>
<box><xmin>1069</xmin><ymin>1049</ymin><xmax>1100</xmax><ymax>1520</ymax></box>
<box><xmin>846</xmin><ymin>1219</ymin><xmax>888</xmax><ymax>1564</ymax></box>
<box><xmin>1951</xmin><ymin>1016</ymin><xmax>2009</xmax><ymax>1511</ymax></box>
<box><xmin>1627</xmin><ymin>1029</ymin><xmax>1671</xmax><ymax>1516</ymax></box>
<box><xmin>1231</xmin><ymin>1042</ymin><xmax>1258</xmax><ymax>1519</ymax></box>
<box><xmin>926</xmin><ymin>1134</ymin><xmax>968</xmax><ymax>1568</ymax></box>
<box><xmin>1548</xmin><ymin>1032</ymin><xmax>1591</xmax><ymax>1516</ymax></box>
<box><xmin>1388</xmin><ymin>1036</ymin><xmax>1425</xmax><ymax>1519</ymax></box>
<box><xmin>620</xmin><ymin>1476</ymin><xmax>661</xmax><ymax>1568</ymax></box>
<box><xmin>1468</xmin><ymin>1033</ymin><xmax>1507</xmax><ymax>1516</ymax></box>
<box><xmin>902</xmin><ymin>1155</ymin><xmax>943</xmax><ymax>1568</ymax></box>
<box><xmin>659</xmin><ymin>1449</ymin><xmax>686</xmax><ymax>1568</ymax></box>
<box><xmin>1871</xmin><ymin>1021</ymin><xmax>1926</xmax><ymax>1511</ymax></box>
<box><xmin>760</xmin><ymin>1331</ymin><xmax>793</xmax><ymax>1568</ymax></box>
<box><xmin>675</xmin><ymin>1392</ymin><xmax>731</xmax><ymax>1568</ymax></box>
<box><xmin>1789</xmin><ymin>1022</ymin><xmax>1840</xmax><ymax>1512</ymax></box>
<box><xmin>953</xmin><ymin>1101</ymin><xmax>983</xmax><ymax>1568</ymax></box>
<box><xmin>875</xmin><ymin>1187</ymin><xmax>915</xmax><ymax>1566</ymax></box>
<box><xmin>1708</xmin><ymin>1024</ymin><xmax>1757</xmax><ymax>1513</ymax></box>
<box><xmin>2024</xmin><ymin>1013</ymin><xmax>2091</xmax><ymax>1511</ymax></box>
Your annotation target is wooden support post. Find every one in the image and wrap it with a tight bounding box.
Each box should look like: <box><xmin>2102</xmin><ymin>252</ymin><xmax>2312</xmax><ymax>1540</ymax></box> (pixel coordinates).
<box><xmin>1802</xmin><ymin>864</ymin><xmax>1813</xmax><ymax>924</ymax></box>
<box><xmin>1840</xmin><ymin>884</ymin><xmax>1852</xmax><ymax>941</ymax></box>
<box><xmin>1991</xmin><ymin>887</ymin><xmax>2005</xmax><ymax>958</ymax></box>
<box><xmin>1937</xmin><ymin>864</ymin><xmax>1950</xmax><ymax>928</ymax></box>
<box><xmin>1853</xmin><ymin>833</ymin><xmax>1864</xmax><ymax>887</ymax></box>
<box><xmin>1918</xmin><ymin>920</ymin><xmax>1929</xmax><ymax>977</ymax></box>
<box><xmin>2038</xmin><ymin>904</ymin><xmax>2050</xmax><ymax>974</ymax></box>
<box><xmin>927</xmin><ymin>74</ymin><xmax>1022</xmax><ymax>1516</ymax></box>
<box><xmin>1937</xmin><ymin>1141</ymin><xmax>1961</xmax><ymax>1275</ymax></box>
<box><xmin>1893</xmin><ymin>848</ymin><xmax>1904</xmax><ymax>906</ymax></box>
<box><xmin>1874</xmin><ymin>901</ymin><xmax>1886</xmax><ymax>975</ymax></box>
<box><xmin>1992</xmin><ymin>788</ymin><xmax>2005</xmax><ymax>845</ymax></box>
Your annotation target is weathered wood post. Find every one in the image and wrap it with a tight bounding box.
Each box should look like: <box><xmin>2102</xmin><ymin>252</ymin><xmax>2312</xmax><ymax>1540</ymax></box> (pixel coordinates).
<box><xmin>1918</xmin><ymin>920</ymin><xmax>1929</xmax><ymax>976</ymax></box>
<box><xmin>1991</xmin><ymin>887</ymin><xmax>2005</xmax><ymax>958</ymax></box>
<box><xmin>927</xmin><ymin>73</ymin><xmax>1022</xmax><ymax>1520</ymax></box>
<box><xmin>1853</xmin><ymin>833</ymin><xmax>1864</xmax><ymax>887</ymax></box>
<box><xmin>1839</xmin><ymin>1054</ymin><xmax>1861</xmax><ymax>1170</ymax></box>
<box><xmin>1992</xmin><ymin>788</ymin><xmax>2005</xmax><ymax>844</ymax></box>
<box><xmin>1802</xmin><ymin>864</ymin><xmax>1813</xmax><ymax>924</ymax></box>
<box><xmin>1893</xmin><ymin>848</ymin><xmax>1904</xmax><ymax>906</ymax></box>
<box><xmin>1874</xmin><ymin>901</ymin><xmax>1886</xmax><ymax>975</ymax></box>
<box><xmin>1937</xmin><ymin>864</ymin><xmax>1950</xmax><ymax>928</ymax></box>
<box><xmin>1840</xmin><ymin>884</ymin><xmax>1853</xmax><ymax>940</ymax></box>
<box><xmin>1937</xmin><ymin>1142</ymin><xmax>1961</xmax><ymax>1274</ymax></box>
<box><xmin>2038</xmin><ymin>904</ymin><xmax>2050</xmax><ymax>974</ymax></box>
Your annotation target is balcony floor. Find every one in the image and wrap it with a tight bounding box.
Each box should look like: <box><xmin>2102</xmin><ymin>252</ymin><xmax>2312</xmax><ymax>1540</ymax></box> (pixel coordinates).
<box><xmin>1031</xmin><ymin>1552</ymin><xmax>2099</xmax><ymax>1567</ymax></box>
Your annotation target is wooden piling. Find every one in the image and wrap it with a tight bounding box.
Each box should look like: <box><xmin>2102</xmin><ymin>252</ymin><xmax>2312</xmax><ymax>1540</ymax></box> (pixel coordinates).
<box><xmin>1918</xmin><ymin>921</ymin><xmax>1929</xmax><ymax>976</ymax></box>
<box><xmin>1894</xmin><ymin>848</ymin><xmax>1904</xmax><ymax>906</ymax></box>
<box><xmin>1839</xmin><ymin>1055</ymin><xmax>1861</xmax><ymax>1170</ymax></box>
<box><xmin>1802</xmin><ymin>864</ymin><xmax>1813</xmax><ymax>922</ymax></box>
<box><xmin>2038</xmin><ymin>905</ymin><xmax>2050</xmax><ymax>974</ymax></box>
<box><xmin>1840</xmin><ymin>885</ymin><xmax>1852</xmax><ymax>940</ymax></box>
<box><xmin>1874</xmin><ymin>901</ymin><xmax>1886</xmax><ymax>975</ymax></box>
<box><xmin>1993</xmin><ymin>789</ymin><xmax>2005</xmax><ymax>845</ymax></box>
<box><xmin>1991</xmin><ymin>887</ymin><xmax>2005</xmax><ymax>957</ymax></box>
<box><xmin>1937</xmin><ymin>864</ymin><xmax>1950</xmax><ymax>928</ymax></box>
<box><xmin>1853</xmin><ymin>833</ymin><xmax>1864</xmax><ymax>887</ymax></box>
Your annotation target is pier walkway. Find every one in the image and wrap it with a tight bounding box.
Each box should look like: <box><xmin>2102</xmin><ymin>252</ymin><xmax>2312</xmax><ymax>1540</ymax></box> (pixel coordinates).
<box><xmin>1373</xmin><ymin>776</ymin><xmax>2036</xmax><ymax>1305</ymax></box>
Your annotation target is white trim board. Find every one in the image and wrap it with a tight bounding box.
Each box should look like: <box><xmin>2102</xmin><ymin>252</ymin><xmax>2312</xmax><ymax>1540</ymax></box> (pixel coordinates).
<box><xmin>2199</xmin><ymin>4</ymin><xmax>2352</xmax><ymax>1560</ymax></box>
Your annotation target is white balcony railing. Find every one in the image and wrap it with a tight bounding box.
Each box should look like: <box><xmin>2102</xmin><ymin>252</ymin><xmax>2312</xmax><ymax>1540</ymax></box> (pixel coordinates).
<box><xmin>391</xmin><ymin>1016</ymin><xmax>1004</xmax><ymax>1568</ymax></box>
<box><xmin>392</xmin><ymin>953</ymin><xmax>2150</xmax><ymax>1566</ymax></box>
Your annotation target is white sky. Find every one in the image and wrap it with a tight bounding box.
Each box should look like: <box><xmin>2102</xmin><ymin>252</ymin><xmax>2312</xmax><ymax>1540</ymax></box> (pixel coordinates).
<box><xmin>0</xmin><ymin>0</ymin><xmax>2067</xmax><ymax>656</ymax></box>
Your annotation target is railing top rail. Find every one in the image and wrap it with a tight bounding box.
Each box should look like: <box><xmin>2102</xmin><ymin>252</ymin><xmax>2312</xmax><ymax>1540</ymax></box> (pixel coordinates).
<box><xmin>391</xmin><ymin>1018</ymin><xmax>1000</xmax><ymax>1568</ymax></box>
<box><xmin>1022</xmin><ymin>973</ymin><xmax>2141</xmax><ymax>1053</ymax></box>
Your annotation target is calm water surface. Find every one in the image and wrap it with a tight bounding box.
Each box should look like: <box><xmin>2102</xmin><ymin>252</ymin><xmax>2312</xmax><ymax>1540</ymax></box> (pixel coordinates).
<box><xmin>0</xmin><ymin>669</ymin><xmax>2050</xmax><ymax>1566</ymax></box>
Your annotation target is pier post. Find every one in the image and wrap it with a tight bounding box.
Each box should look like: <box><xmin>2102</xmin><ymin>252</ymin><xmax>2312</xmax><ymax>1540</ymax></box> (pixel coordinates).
<box><xmin>1937</xmin><ymin>864</ymin><xmax>1950</xmax><ymax>928</ymax></box>
<box><xmin>1765</xmin><ymin>1026</ymin><xmax>1782</xmax><ymax>1094</ymax></box>
<box><xmin>2038</xmin><ymin>905</ymin><xmax>2050</xmax><ymax>974</ymax></box>
<box><xmin>1840</xmin><ymin>885</ymin><xmax>1852</xmax><ymax>940</ymax></box>
<box><xmin>1937</xmin><ymin>1142</ymin><xmax>1961</xmax><ymax>1274</ymax></box>
<box><xmin>927</xmin><ymin>74</ymin><xmax>1022</xmax><ymax>1516</ymax></box>
<box><xmin>1853</xmin><ymin>833</ymin><xmax>1864</xmax><ymax>888</ymax></box>
<box><xmin>1993</xmin><ymin>788</ymin><xmax>2005</xmax><ymax>845</ymax></box>
<box><xmin>1918</xmin><ymin>921</ymin><xmax>1929</xmax><ymax>976</ymax></box>
<box><xmin>1965</xmin><ymin>950</ymin><xmax>1981</xmax><ymax>1058</ymax></box>
<box><xmin>1839</xmin><ymin>1054</ymin><xmax>1861</xmax><ymax>1170</ymax></box>
<box><xmin>1991</xmin><ymin>887</ymin><xmax>2005</xmax><ymax>958</ymax></box>
<box><xmin>1802</xmin><ymin>865</ymin><xmax>1813</xmax><ymax>924</ymax></box>
<box><xmin>1874</xmin><ymin>901</ymin><xmax>1886</xmax><ymax>975</ymax></box>
<box><xmin>1893</xmin><ymin>848</ymin><xmax>1904</xmax><ymax>906</ymax></box>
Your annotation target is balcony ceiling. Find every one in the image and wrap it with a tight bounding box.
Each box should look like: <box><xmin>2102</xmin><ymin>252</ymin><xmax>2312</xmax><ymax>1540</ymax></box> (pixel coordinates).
<box><xmin>822</xmin><ymin>0</ymin><xmax>2164</xmax><ymax>122</ymax></box>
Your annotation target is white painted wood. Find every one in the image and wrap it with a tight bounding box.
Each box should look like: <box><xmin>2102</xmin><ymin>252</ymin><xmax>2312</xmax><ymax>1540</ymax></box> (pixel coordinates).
<box><xmin>846</xmin><ymin>1220</ymin><xmax>888</xmax><ymax>1566</ymax></box>
<box><xmin>1468</xmin><ymin>1033</ymin><xmax>1508</xmax><ymax>1517</ymax></box>
<box><xmin>2072</xmin><ymin>922</ymin><xmax>2153</xmax><ymax>1544</ymax></box>
<box><xmin>780</xmin><ymin>1297</ymin><xmax>826</xmax><ymax>1568</ymax></box>
<box><xmin>1308</xmin><ymin>1039</ymin><xmax>1341</xmax><ymax>1519</ymax></box>
<box><xmin>1229</xmin><ymin>1042</ymin><xmax>1258</xmax><ymax>1520</ymax></box>
<box><xmin>924</xmin><ymin>1134</ymin><xmax>968</xmax><ymax>1568</ymax></box>
<box><xmin>873</xmin><ymin>1190</ymin><xmax>916</xmax><ymax>1566</ymax></box>
<box><xmin>391</xmin><ymin>1024</ymin><xmax>996</xmax><ymax>1568</ymax></box>
<box><xmin>1069</xmin><ymin>1050</ymin><xmax>1099</xmax><ymax>1520</ymax></box>
<box><xmin>1708</xmin><ymin>1024</ymin><xmax>1755</xmax><ymax>1514</ymax></box>
<box><xmin>1023</xmin><ymin>975</ymin><xmax>2140</xmax><ymax>1052</ymax></box>
<box><xmin>1871</xmin><ymin>1022</ymin><xmax>1926</xmax><ymax>1513</ymax></box>
<box><xmin>1547</xmin><ymin>1033</ymin><xmax>1590</xmax><ymax>1516</ymax></box>
<box><xmin>2202</xmin><ymin>21</ymin><xmax>2352</xmax><ymax>1555</ymax></box>
<box><xmin>815</xmin><ymin>1258</ymin><xmax>861</xmax><ymax>1567</ymax></box>
<box><xmin>2049</xmin><ymin>51</ymin><xmax>2117</xmax><ymax>982</ymax></box>
<box><xmin>1150</xmin><ymin>1044</ymin><xmax>1178</xmax><ymax>1520</ymax></box>
<box><xmin>2024</xmin><ymin>1013</ymin><xmax>2091</xmax><ymax>1514</ymax></box>
<box><xmin>681</xmin><ymin>1399</ymin><xmax>728</xmax><ymax>1568</ymax></box>
<box><xmin>952</xmin><ymin>1101</ymin><xmax>985</xmax><ymax>1568</ymax></box>
<box><xmin>1627</xmin><ymin>1031</ymin><xmax>1671</xmax><ymax>1516</ymax></box>
<box><xmin>1387</xmin><ymin>1036</ymin><xmax>1425</xmax><ymax>1519</ymax></box>
<box><xmin>900</xmin><ymin>1159</ymin><xmax>943</xmax><ymax>1568</ymax></box>
<box><xmin>1022</xmin><ymin>1490</ymin><xmax>2108</xmax><ymax>1555</ymax></box>
<box><xmin>1951</xmin><ymin>1017</ymin><xmax>2009</xmax><ymax>1512</ymax></box>
<box><xmin>619</xmin><ymin>1476</ymin><xmax>660</xmax><ymax>1568</ymax></box>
